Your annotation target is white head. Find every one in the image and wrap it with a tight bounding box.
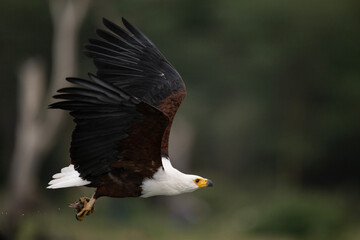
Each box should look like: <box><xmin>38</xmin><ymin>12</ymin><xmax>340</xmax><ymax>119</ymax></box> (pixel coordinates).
<box><xmin>140</xmin><ymin>157</ymin><xmax>213</xmax><ymax>198</ymax></box>
<box><xmin>162</xmin><ymin>157</ymin><xmax>213</xmax><ymax>194</ymax></box>
<box><xmin>183</xmin><ymin>174</ymin><xmax>214</xmax><ymax>192</ymax></box>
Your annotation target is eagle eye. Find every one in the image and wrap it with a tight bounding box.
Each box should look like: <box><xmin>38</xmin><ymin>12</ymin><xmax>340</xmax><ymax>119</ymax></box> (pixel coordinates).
<box><xmin>195</xmin><ymin>179</ymin><xmax>200</xmax><ymax>183</ymax></box>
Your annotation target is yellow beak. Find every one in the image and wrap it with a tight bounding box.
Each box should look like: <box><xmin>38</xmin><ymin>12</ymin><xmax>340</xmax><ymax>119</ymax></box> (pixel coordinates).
<box><xmin>195</xmin><ymin>178</ymin><xmax>214</xmax><ymax>188</ymax></box>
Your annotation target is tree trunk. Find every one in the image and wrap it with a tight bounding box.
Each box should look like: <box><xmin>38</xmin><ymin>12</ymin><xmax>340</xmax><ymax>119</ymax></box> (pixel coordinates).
<box><xmin>4</xmin><ymin>1</ymin><xmax>90</xmax><ymax>239</ymax></box>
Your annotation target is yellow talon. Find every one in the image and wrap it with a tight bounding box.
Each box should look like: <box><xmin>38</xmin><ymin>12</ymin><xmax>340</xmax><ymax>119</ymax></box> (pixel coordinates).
<box><xmin>69</xmin><ymin>195</ymin><xmax>96</xmax><ymax>221</ymax></box>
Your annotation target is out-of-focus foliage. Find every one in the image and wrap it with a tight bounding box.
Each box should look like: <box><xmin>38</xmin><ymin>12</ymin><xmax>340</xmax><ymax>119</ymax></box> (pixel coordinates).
<box><xmin>1</xmin><ymin>0</ymin><xmax>360</xmax><ymax>239</ymax></box>
<box><xmin>0</xmin><ymin>0</ymin><xmax>52</xmax><ymax>187</ymax></box>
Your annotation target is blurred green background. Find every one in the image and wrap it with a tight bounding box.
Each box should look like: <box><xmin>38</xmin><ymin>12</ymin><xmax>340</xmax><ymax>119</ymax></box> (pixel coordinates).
<box><xmin>1</xmin><ymin>0</ymin><xmax>360</xmax><ymax>239</ymax></box>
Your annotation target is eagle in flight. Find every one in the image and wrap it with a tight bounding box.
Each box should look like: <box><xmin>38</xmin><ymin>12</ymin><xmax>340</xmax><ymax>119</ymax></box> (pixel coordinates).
<box><xmin>47</xmin><ymin>18</ymin><xmax>213</xmax><ymax>221</ymax></box>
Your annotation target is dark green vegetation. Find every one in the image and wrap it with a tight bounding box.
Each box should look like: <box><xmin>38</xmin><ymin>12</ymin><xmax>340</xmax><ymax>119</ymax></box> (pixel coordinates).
<box><xmin>1</xmin><ymin>0</ymin><xmax>360</xmax><ymax>239</ymax></box>
<box><xmin>3</xmin><ymin>185</ymin><xmax>360</xmax><ymax>240</ymax></box>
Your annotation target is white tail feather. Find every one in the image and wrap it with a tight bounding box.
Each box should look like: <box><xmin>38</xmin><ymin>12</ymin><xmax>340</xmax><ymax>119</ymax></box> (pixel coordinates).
<box><xmin>47</xmin><ymin>164</ymin><xmax>91</xmax><ymax>189</ymax></box>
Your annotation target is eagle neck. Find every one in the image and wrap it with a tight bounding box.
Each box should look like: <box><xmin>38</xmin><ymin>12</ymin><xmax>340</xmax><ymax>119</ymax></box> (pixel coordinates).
<box><xmin>140</xmin><ymin>156</ymin><xmax>196</xmax><ymax>198</ymax></box>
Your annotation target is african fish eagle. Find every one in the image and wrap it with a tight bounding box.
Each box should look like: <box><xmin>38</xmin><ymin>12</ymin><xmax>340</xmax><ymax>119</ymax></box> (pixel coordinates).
<box><xmin>47</xmin><ymin>18</ymin><xmax>213</xmax><ymax>221</ymax></box>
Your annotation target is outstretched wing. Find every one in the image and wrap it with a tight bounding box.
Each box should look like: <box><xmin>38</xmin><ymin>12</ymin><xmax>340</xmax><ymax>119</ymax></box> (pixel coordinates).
<box><xmin>84</xmin><ymin>18</ymin><xmax>186</xmax><ymax>154</ymax></box>
<box><xmin>50</xmin><ymin>74</ymin><xmax>169</xmax><ymax>182</ymax></box>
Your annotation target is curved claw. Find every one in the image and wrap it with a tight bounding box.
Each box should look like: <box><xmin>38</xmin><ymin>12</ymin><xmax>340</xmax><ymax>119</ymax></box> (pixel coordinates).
<box><xmin>69</xmin><ymin>196</ymin><xmax>96</xmax><ymax>221</ymax></box>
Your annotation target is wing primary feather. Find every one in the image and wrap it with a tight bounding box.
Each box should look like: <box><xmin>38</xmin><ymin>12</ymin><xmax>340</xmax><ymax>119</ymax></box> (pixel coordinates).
<box><xmin>84</xmin><ymin>50</ymin><xmax>138</xmax><ymax>65</ymax></box>
<box><xmin>121</xmin><ymin>17</ymin><xmax>153</xmax><ymax>46</ymax></box>
<box><xmin>96</xmin><ymin>29</ymin><xmax>143</xmax><ymax>53</ymax></box>
<box><xmin>88</xmin><ymin>37</ymin><xmax>139</xmax><ymax>58</ymax></box>
<box><xmin>56</xmin><ymin>87</ymin><xmax>116</xmax><ymax>103</ymax></box>
<box><xmin>84</xmin><ymin>45</ymin><xmax>138</xmax><ymax>65</ymax></box>
<box><xmin>53</xmin><ymin>94</ymin><xmax>109</xmax><ymax>104</ymax></box>
<box><xmin>87</xmin><ymin>39</ymin><xmax>140</xmax><ymax>61</ymax></box>
<box><xmin>92</xmin><ymin>58</ymin><xmax>144</xmax><ymax>73</ymax></box>
<box><xmin>49</xmin><ymin>101</ymin><xmax>97</xmax><ymax>110</ymax></box>
<box><xmin>70</xmin><ymin>111</ymin><xmax>131</xmax><ymax>120</ymax></box>
<box><xmin>88</xmin><ymin>73</ymin><xmax>130</xmax><ymax>99</ymax></box>
<box><xmin>65</xmin><ymin>77</ymin><xmax>126</xmax><ymax>102</ymax></box>
<box><xmin>102</xmin><ymin>18</ymin><xmax>146</xmax><ymax>48</ymax></box>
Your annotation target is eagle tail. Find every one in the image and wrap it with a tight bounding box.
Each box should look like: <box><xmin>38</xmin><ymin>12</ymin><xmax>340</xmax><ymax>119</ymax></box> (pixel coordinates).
<box><xmin>47</xmin><ymin>164</ymin><xmax>91</xmax><ymax>189</ymax></box>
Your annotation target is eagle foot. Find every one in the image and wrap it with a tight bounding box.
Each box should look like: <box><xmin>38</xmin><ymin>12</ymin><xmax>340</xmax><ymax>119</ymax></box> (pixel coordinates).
<box><xmin>68</xmin><ymin>197</ymin><xmax>95</xmax><ymax>221</ymax></box>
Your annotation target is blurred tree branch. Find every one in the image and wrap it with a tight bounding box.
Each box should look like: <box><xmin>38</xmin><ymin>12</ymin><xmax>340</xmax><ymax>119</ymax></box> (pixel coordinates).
<box><xmin>4</xmin><ymin>0</ymin><xmax>90</xmax><ymax>239</ymax></box>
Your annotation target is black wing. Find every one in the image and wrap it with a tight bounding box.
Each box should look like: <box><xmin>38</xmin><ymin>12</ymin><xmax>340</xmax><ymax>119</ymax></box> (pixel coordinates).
<box><xmin>50</xmin><ymin>74</ymin><xmax>169</xmax><ymax>182</ymax></box>
<box><xmin>84</xmin><ymin>18</ymin><xmax>186</xmax><ymax>110</ymax></box>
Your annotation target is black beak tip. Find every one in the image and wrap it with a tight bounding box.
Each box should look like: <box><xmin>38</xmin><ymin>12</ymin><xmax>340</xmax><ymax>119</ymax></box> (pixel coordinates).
<box><xmin>207</xmin><ymin>179</ymin><xmax>214</xmax><ymax>187</ymax></box>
